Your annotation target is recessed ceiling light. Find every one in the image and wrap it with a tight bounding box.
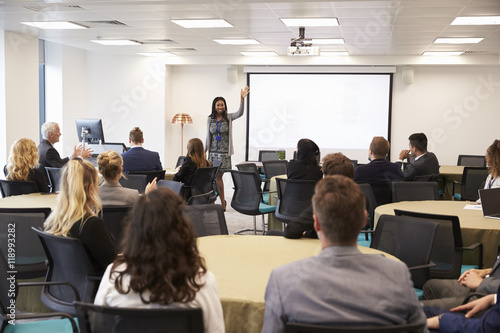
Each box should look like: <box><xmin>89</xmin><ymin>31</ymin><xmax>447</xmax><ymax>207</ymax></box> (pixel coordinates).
<box><xmin>171</xmin><ymin>19</ymin><xmax>233</xmax><ymax>28</ymax></box>
<box><xmin>312</xmin><ymin>39</ymin><xmax>344</xmax><ymax>45</ymax></box>
<box><xmin>320</xmin><ymin>51</ymin><xmax>349</xmax><ymax>56</ymax></box>
<box><xmin>240</xmin><ymin>51</ymin><xmax>278</xmax><ymax>56</ymax></box>
<box><xmin>213</xmin><ymin>39</ymin><xmax>260</xmax><ymax>45</ymax></box>
<box><xmin>280</xmin><ymin>18</ymin><xmax>339</xmax><ymax>27</ymax></box>
<box><xmin>434</xmin><ymin>38</ymin><xmax>484</xmax><ymax>44</ymax></box>
<box><xmin>91</xmin><ymin>40</ymin><xmax>141</xmax><ymax>46</ymax></box>
<box><xmin>138</xmin><ymin>52</ymin><xmax>177</xmax><ymax>57</ymax></box>
<box><xmin>423</xmin><ymin>51</ymin><xmax>463</xmax><ymax>56</ymax></box>
<box><xmin>451</xmin><ymin>16</ymin><xmax>500</xmax><ymax>25</ymax></box>
<box><xmin>20</xmin><ymin>21</ymin><xmax>87</xmax><ymax>29</ymax></box>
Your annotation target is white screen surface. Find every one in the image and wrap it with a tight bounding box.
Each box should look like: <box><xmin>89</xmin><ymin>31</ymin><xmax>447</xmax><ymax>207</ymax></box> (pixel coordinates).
<box><xmin>247</xmin><ymin>73</ymin><xmax>392</xmax><ymax>163</ymax></box>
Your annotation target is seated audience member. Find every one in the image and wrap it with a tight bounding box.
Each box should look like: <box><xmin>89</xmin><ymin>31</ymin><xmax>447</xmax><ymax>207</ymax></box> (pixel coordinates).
<box><xmin>94</xmin><ymin>188</ymin><xmax>225</xmax><ymax>333</ymax></box>
<box><xmin>173</xmin><ymin>138</ymin><xmax>211</xmax><ymax>200</ymax></box>
<box><xmin>262</xmin><ymin>175</ymin><xmax>427</xmax><ymax>333</ymax></box>
<box><xmin>422</xmin><ymin>255</ymin><xmax>500</xmax><ymax>310</ymax></box>
<box><xmin>121</xmin><ymin>127</ymin><xmax>163</xmax><ymax>173</ymax></box>
<box><xmin>355</xmin><ymin>136</ymin><xmax>404</xmax><ymax>183</ymax></box>
<box><xmin>98</xmin><ymin>150</ymin><xmax>157</xmax><ymax>206</ymax></box>
<box><xmin>396</xmin><ymin>133</ymin><xmax>439</xmax><ymax>181</ymax></box>
<box><xmin>284</xmin><ymin>153</ymin><xmax>354</xmax><ymax>239</ymax></box>
<box><xmin>5</xmin><ymin>138</ymin><xmax>49</xmax><ymax>193</ymax></box>
<box><xmin>43</xmin><ymin>159</ymin><xmax>116</xmax><ymax>276</ymax></box>
<box><xmin>426</xmin><ymin>288</ymin><xmax>500</xmax><ymax>333</ymax></box>
<box><xmin>287</xmin><ymin>138</ymin><xmax>323</xmax><ymax>181</ymax></box>
<box><xmin>483</xmin><ymin>139</ymin><xmax>500</xmax><ymax>190</ymax></box>
<box><xmin>38</xmin><ymin>121</ymin><xmax>92</xmax><ymax>168</ymax></box>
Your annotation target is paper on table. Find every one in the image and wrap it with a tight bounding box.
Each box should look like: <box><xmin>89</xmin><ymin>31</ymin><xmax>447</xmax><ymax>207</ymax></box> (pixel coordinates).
<box><xmin>464</xmin><ymin>204</ymin><xmax>482</xmax><ymax>210</ymax></box>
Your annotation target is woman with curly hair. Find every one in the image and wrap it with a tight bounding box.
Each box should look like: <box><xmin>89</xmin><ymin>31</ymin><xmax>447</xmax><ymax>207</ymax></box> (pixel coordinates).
<box><xmin>484</xmin><ymin>139</ymin><xmax>500</xmax><ymax>189</ymax></box>
<box><xmin>94</xmin><ymin>188</ymin><xmax>224</xmax><ymax>333</ymax></box>
<box><xmin>44</xmin><ymin>159</ymin><xmax>116</xmax><ymax>275</ymax></box>
<box><xmin>5</xmin><ymin>138</ymin><xmax>49</xmax><ymax>192</ymax></box>
<box><xmin>174</xmin><ymin>138</ymin><xmax>211</xmax><ymax>200</ymax></box>
<box><xmin>287</xmin><ymin>138</ymin><xmax>323</xmax><ymax>181</ymax></box>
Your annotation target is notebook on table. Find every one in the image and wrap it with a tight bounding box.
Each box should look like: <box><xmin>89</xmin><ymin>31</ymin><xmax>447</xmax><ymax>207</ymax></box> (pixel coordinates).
<box><xmin>479</xmin><ymin>188</ymin><xmax>500</xmax><ymax>219</ymax></box>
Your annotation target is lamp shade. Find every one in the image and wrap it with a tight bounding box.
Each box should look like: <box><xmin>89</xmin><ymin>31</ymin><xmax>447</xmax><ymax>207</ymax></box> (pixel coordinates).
<box><xmin>171</xmin><ymin>113</ymin><xmax>193</xmax><ymax>124</ymax></box>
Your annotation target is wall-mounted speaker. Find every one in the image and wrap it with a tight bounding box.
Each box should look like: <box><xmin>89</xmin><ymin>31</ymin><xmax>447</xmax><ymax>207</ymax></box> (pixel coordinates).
<box><xmin>402</xmin><ymin>66</ymin><xmax>414</xmax><ymax>85</ymax></box>
<box><xmin>227</xmin><ymin>67</ymin><xmax>238</xmax><ymax>84</ymax></box>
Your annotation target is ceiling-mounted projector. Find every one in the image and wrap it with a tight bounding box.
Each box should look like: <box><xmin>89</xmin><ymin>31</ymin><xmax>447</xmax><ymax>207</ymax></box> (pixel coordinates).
<box><xmin>287</xmin><ymin>26</ymin><xmax>319</xmax><ymax>56</ymax></box>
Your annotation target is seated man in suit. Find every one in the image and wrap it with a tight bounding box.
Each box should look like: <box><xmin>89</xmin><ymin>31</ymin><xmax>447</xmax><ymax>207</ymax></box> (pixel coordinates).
<box><xmin>262</xmin><ymin>175</ymin><xmax>427</xmax><ymax>333</ymax></box>
<box><xmin>426</xmin><ymin>288</ymin><xmax>500</xmax><ymax>333</ymax></box>
<box><xmin>121</xmin><ymin>127</ymin><xmax>163</xmax><ymax>173</ymax></box>
<box><xmin>284</xmin><ymin>153</ymin><xmax>354</xmax><ymax>239</ymax></box>
<box><xmin>422</xmin><ymin>254</ymin><xmax>500</xmax><ymax>310</ymax></box>
<box><xmin>397</xmin><ymin>132</ymin><xmax>440</xmax><ymax>181</ymax></box>
<box><xmin>38</xmin><ymin>122</ymin><xmax>92</xmax><ymax>168</ymax></box>
<box><xmin>354</xmin><ymin>136</ymin><xmax>404</xmax><ymax>205</ymax></box>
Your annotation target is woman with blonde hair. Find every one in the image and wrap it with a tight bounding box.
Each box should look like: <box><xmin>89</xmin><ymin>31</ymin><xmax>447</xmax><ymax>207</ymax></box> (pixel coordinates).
<box><xmin>97</xmin><ymin>150</ymin><xmax>156</xmax><ymax>206</ymax></box>
<box><xmin>174</xmin><ymin>138</ymin><xmax>211</xmax><ymax>199</ymax></box>
<box><xmin>44</xmin><ymin>159</ymin><xmax>116</xmax><ymax>275</ymax></box>
<box><xmin>5</xmin><ymin>138</ymin><xmax>49</xmax><ymax>192</ymax></box>
<box><xmin>94</xmin><ymin>188</ymin><xmax>224</xmax><ymax>333</ymax></box>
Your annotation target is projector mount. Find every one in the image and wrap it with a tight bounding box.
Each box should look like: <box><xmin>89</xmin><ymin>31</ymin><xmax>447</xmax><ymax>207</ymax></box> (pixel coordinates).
<box><xmin>290</xmin><ymin>27</ymin><xmax>312</xmax><ymax>49</ymax></box>
<box><xmin>288</xmin><ymin>27</ymin><xmax>319</xmax><ymax>56</ymax></box>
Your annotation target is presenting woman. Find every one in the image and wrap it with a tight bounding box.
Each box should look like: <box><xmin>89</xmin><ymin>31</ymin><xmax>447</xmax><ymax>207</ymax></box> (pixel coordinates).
<box><xmin>94</xmin><ymin>188</ymin><xmax>225</xmax><ymax>333</ymax></box>
<box><xmin>206</xmin><ymin>86</ymin><xmax>249</xmax><ymax>211</ymax></box>
<box><xmin>44</xmin><ymin>159</ymin><xmax>116</xmax><ymax>276</ymax></box>
<box><xmin>5</xmin><ymin>138</ymin><xmax>49</xmax><ymax>193</ymax></box>
<box><xmin>174</xmin><ymin>138</ymin><xmax>211</xmax><ymax>200</ymax></box>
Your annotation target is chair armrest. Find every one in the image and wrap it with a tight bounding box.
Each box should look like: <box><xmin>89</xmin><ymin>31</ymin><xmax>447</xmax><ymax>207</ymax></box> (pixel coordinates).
<box><xmin>408</xmin><ymin>262</ymin><xmax>436</xmax><ymax>271</ymax></box>
<box><xmin>458</xmin><ymin>242</ymin><xmax>483</xmax><ymax>269</ymax></box>
<box><xmin>186</xmin><ymin>190</ymin><xmax>214</xmax><ymax>205</ymax></box>
<box><xmin>4</xmin><ymin>312</ymin><xmax>79</xmax><ymax>333</ymax></box>
<box><xmin>18</xmin><ymin>281</ymin><xmax>81</xmax><ymax>301</ymax></box>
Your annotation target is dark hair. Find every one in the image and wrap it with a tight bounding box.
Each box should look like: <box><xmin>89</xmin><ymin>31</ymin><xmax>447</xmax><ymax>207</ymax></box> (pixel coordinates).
<box><xmin>370</xmin><ymin>137</ymin><xmax>390</xmax><ymax>158</ymax></box>
<box><xmin>312</xmin><ymin>175</ymin><xmax>365</xmax><ymax>244</ymax></box>
<box><xmin>322</xmin><ymin>153</ymin><xmax>354</xmax><ymax>178</ymax></box>
<box><xmin>129</xmin><ymin>127</ymin><xmax>143</xmax><ymax>144</ymax></box>
<box><xmin>486</xmin><ymin>139</ymin><xmax>500</xmax><ymax>179</ymax></box>
<box><xmin>408</xmin><ymin>133</ymin><xmax>428</xmax><ymax>153</ymax></box>
<box><xmin>111</xmin><ymin>188</ymin><xmax>207</xmax><ymax>304</ymax></box>
<box><xmin>210</xmin><ymin>97</ymin><xmax>228</xmax><ymax>122</ymax></box>
<box><xmin>296</xmin><ymin>139</ymin><xmax>320</xmax><ymax>165</ymax></box>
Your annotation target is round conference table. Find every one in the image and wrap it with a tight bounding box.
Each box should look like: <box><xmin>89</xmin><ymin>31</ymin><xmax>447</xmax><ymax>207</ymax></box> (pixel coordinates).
<box><xmin>438</xmin><ymin>165</ymin><xmax>465</xmax><ymax>200</ymax></box>
<box><xmin>375</xmin><ymin>200</ymin><xmax>500</xmax><ymax>267</ymax></box>
<box><xmin>197</xmin><ymin>235</ymin><xmax>397</xmax><ymax>333</ymax></box>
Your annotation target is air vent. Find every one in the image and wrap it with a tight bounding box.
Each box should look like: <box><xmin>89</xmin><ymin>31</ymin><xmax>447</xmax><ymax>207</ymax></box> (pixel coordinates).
<box><xmin>160</xmin><ymin>47</ymin><xmax>197</xmax><ymax>52</ymax></box>
<box><xmin>24</xmin><ymin>5</ymin><xmax>86</xmax><ymax>12</ymax></box>
<box><xmin>463</xmin><ymin>50</ymin><xmax>491</xmax><ymax>54</ymax></box>
<box><xmin>142</xmin><ymin>39</ymin><xmax>176</xmax><ymax>44</ymax></box>
<box><xmin>85</xmin><ymin>20</ymin><xmax>128</xmax><ymax>27</ymax></box>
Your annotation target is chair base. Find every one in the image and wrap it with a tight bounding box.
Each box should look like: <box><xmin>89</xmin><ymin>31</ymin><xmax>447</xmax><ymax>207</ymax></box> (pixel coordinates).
<box><xmin>234</xmin><ymin>228</ymin><xmax>264</xmax><ymax>235</ymax></box>
<box><xmin>233</xmin><ymin>215</ymin><xmax>266</xmax><ymax>235</ymax></box>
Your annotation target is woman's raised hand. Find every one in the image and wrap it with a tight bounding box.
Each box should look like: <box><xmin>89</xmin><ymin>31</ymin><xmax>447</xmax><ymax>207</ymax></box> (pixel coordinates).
<box><xmin>241</xmin><ymin>85</ymin><xmax>249</xmax><ymax>101</ymax></box>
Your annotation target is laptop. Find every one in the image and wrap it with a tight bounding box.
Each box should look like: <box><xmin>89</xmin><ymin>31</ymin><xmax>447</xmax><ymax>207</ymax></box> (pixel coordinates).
<box><xmin>479</xmin><ymin>188</ymin><xmax>500</xmax><ymax>219</ymax></box>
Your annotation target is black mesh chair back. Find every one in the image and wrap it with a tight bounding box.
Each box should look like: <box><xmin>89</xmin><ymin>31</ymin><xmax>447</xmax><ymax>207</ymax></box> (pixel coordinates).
<box><xmin>394</xmin><ymin>209</ymin><xmax>483</xmax><ymax>278</ymax></box>
<box><xmin>259</xmin><ymin>150</ymin><xmax>280</xmax><ymax>162</ymax></box>
<box><xmin>0</xmin><ymin>208</ymin><xmax>51</xmax><ymax>279</ymax></box>
<box><xmin>75</xmin><ymin>302</ymin><xmax>204</xmax><ymax>333</ymax></box>
<box><xmin>119</xmin><ymin>174</ymin><xmax>147</xmax><ymax>194</ymax></box>
<box><xmin>0</xmin><ymin>180</ymin><xmax>39</xmax><ymax>197</ymax></box>
<box><xmin>158</xmin><ymin>179</ymin><xmax>184</xmax><ymax>195</ymax></box>
<box><xmin>455</xmin><ymin>167</ymin><xmax>489</xmax><ymax>201</ymax></box>
<box><xmin>391</xmin><ymin>181</ymin><xmax>439</xmax><ymax>202</ymax></box>
<box><xmin>45</xmin><ymin>167</ymin><xmax>62</xmax><ymax>193</ymax></box>
<box><xmin>101</xmin><ymin>206</ymin><xmax>132</xmax><ymax>250</ymax></box>
<box><xmin>128</xmin><ymin>170</ymin><xmax>166</xmax><ymax>185</ymax></box>
<box><xmin>236</xmin><ymin>163</ymin><xmax>261</xmax><ymax>180</ymax></box>
<box><xmin>32</xmin><ymin>228</ymin><xmax>99</xmax><ymax>315</ymax></box>
<box><xmin>186</xmin><ymin>167</ymin><xmax>219</xmax><ymax>205</ymax></box>
<box><xmin>457</xmin><ymin>155</ymin><xmax>486</xmax><ymax>167</ymax></box>
<box><xmin>184</xmin><ymin>204</ymin><xmax>228</xmax><ymax>236</ymax></box>
<box><xmin>275</xmin><ymin>178</ymin><xmax>316</xmax><ymax>223</ymax></box>
<box><xmin>285</xmin><ymin>322</ymin><xmax>425</xmax><ymax>333</ymax></box>
<box><xmin>371</xmin><ymin>215</ymin><xmax>439</xmax><ymax>289</ymax></box>
<box><xmin>175</xmin><ymin>155</ymin><xmax>186</xmax><ymax>168</ymax></box>
<box><xmin>358</xmin><ymin>184</ymin><xmax>377</xmax><ymax>232</ymax></box>
<box><xmin>230</xmin><ymin>170</ymin><xmax>262</xmax><ymax>215</ymax></box>
<box><xmin>368</xmin><ymin>181</ymin><xmax>393</xmax><ymax>206</ymax></box>
<box><xmin>262</xmin><ymin>160</ymin><xmax>288</xmax><ymax>191</ymax></box>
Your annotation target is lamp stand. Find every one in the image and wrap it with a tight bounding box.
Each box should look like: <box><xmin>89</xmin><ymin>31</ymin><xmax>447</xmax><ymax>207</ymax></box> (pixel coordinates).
<box><xmin>181</xmin><ymin>123</ymin><xmax>184</xmax><ymax>155</ymax></box>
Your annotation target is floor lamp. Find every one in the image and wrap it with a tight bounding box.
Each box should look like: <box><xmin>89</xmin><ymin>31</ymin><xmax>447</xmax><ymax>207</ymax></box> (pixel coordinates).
<box><xmin>171</xmin><ymin>113</ymin><xmax>193</xmax><ymax>155</ymax></box>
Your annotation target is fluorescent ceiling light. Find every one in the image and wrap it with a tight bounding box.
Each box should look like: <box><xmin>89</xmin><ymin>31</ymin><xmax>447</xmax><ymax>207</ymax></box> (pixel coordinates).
<box><xmin>20</xmin><ymin>21</ymin><xmax>87</xmax><ymax>29</ymax></box>
<box><xmin>240</xmin><ymin>51</ymin><xmax>278</xmax><ymax>56</ymax></box>
<box><xmin>451</xmin><ymin>16</ymin><xmax>500</xmax><ymax>25</ymax></box>
<box><xmin>312</xmin><ymin>38</ymin><xmax>344</xmax><ymax>45</ymax></box>
<box><xmin>320</xmin><ymin>51</ymin><xmax>349</xmax><ymax>56</ymax></box>
<box><xmin>91</xmin><ymin>40</ymin><xmax>141</xmax><ymax>46</ymax></box>
<box><xmin>280</xmin><ymin>18</ymin><xmax>339</xmax><ymax>27</ymax></box>
<box><xmin>171</xmin><ymin>19</ymin><xmax>233</xmax><ymax>28</ymax></box>
<box><xmin>423</xmin><ymin>51</ymin><xmax>463</xmax><ymax>56</ymax></box>
<box><xmin>138</xmin><ymin>52</ymin><xmax>177</xmax><ymax>57</ymax></box>
<box><xmin>214</xmin><ymin>39</ymin><xmax>260</xmax><ymax>45</ymax></box>
<box><xmin>434</xmin><ymin>37</ymin><xmax>484</xmax><ymax>44</ymax></box>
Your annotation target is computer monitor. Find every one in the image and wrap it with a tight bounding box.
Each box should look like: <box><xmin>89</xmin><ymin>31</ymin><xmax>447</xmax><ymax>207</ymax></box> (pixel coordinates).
<box><xmin>75</xmin><ymin>118</ymin><xmax>105</xmax><ymax>144</ymax></box>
